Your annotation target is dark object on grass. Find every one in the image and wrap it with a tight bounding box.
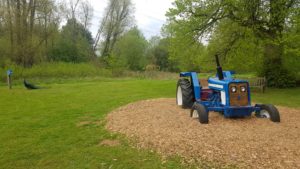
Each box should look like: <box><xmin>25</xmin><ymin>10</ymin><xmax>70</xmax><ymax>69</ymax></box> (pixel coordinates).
<box><xmin>24</xmin><ymin>79</ymin><xmax>40</xmax><ymax>90</ymax></box>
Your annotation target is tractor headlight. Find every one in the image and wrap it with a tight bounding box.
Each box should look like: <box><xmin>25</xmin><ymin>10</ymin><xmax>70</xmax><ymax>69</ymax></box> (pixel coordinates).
<box><xmin>241</xmin><ymin>86</ymin><xmax>246</xmax><ymax>92</ymax></box>
<box><xmin>231</xmin><ymin>86</ymin><xmax>237</xmax><ymax>93</ymax></box>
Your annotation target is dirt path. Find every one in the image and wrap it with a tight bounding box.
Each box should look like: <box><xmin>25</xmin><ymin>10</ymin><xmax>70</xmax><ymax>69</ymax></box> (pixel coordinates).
<box><xmin>106</xmin><ymin>98</ymin><xmax>300</xmax><ymax>169</ymax></box>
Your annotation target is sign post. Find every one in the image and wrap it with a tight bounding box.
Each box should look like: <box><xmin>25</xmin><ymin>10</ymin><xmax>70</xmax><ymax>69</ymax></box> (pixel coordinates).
<box><xmin>7</xmin><ymin>70</ymin><xmax>13</xmax><ymax>89</ymax></box>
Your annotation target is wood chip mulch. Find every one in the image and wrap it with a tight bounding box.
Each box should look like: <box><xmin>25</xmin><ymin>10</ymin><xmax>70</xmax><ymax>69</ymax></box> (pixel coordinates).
<box><xmin>106</xmin><ymin>98</ymin><xmax>300</xmax><ymax>169</ymax></box>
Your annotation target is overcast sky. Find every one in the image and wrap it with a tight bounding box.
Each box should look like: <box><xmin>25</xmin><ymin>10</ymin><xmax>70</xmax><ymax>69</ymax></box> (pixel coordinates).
<box><xmin>89</xmin><ymin>0</ymin><xmax>174</xmax><ymax>39</ymax></box>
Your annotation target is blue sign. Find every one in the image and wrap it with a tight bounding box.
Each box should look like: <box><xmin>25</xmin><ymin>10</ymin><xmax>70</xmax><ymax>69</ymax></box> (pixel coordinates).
<box><xmin>7</xmin><ymin>69</ymin><xmax>13</xmax><ymax>76</ymax></box>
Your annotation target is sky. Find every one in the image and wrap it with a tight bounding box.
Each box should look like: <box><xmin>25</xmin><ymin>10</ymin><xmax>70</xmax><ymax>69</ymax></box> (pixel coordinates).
<box><xmin>89</xmin><ymin>0</ymin><xmax>174</xmax><ymax>39</ymax></box>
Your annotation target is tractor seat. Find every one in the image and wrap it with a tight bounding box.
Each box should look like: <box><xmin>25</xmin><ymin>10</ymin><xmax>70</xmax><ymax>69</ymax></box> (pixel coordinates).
<box><xmin>199</xmin><ymin>79</ymin><xmax>209</xmax><ymax>88</ymax></box>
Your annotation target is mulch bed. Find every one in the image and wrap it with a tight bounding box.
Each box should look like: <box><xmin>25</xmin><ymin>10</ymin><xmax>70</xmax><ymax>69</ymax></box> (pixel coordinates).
<box><xmin>106</xmin><ymin>98</ymin><xmax>300</xmax><ymax>169</ymax></box>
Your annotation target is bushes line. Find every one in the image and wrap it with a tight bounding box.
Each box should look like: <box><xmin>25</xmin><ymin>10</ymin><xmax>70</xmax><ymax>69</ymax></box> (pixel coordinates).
<box><xmin>0</xmin><ymin>62</ymin><xmax>179</xmax><ymax>85</ymax></box>
<box><xmin>2</xmin><ymin>62</ymin><xmax>299</xmax><ymax>86</ymax></box>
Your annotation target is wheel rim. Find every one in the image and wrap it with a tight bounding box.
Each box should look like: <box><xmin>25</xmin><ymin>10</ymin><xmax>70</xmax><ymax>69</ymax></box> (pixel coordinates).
<box><xmin>177</xmin><ymin>86</ymin><xmax>183</xmax><ymax>106</ymax></box>
<box><xmin>191</xmin><ymin>110</ymin><xmax>198</xmax><ymax>118</ymax></box>
<box><xmin>260</xmin><ymin>109</ymin><xmax>271</xmax><ymax>118</ymax></box>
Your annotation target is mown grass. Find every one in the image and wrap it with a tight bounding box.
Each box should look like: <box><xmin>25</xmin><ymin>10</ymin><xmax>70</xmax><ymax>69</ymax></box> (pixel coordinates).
<box><xmin>252</xmin><ymin>88</ymin><xmax>300</xmax><ymax>108</ymax></box>
<box><xmin>0</xmin><ymin>79</ymin><xmax>195</xmax><ymax>169</ymax></box>
<box><xmin>0</xmin><ymin>77</ymin><xmax>299</xmax><ymax>168</ymax></box>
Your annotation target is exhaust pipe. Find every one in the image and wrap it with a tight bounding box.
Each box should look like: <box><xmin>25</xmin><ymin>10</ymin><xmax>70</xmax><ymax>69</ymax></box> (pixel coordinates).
<box><xmin>215</xmin><ymin>55</ymin><xmax>224</xmax><ymax>80</ymax></box>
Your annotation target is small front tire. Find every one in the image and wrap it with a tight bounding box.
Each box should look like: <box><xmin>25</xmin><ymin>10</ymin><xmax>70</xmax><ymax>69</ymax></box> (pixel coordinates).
<box><xmin>191</xmin><ymin>103</ymin><xmax>208</xmax><ymax>124</ymax></box>
<box><xmin>256</xmin><ymin>104</ymin><xmax>280</xmax><ymax>122</ymax></box>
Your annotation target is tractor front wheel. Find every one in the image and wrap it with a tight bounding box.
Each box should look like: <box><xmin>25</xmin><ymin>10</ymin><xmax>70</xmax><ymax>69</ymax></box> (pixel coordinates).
<box><xmin>256</xmin><ymin>104</ymin><xmax>280</xmax><ymax>122</ymax></box>
<box><xmin>176</xmin><ymin>79</ymin><xmax>194</xmax><ymax>109</ymax></box>
<box><xmin>191</xmin><ymin>103</ymin><xmax>208</xmax><ymax>124</ymax></box>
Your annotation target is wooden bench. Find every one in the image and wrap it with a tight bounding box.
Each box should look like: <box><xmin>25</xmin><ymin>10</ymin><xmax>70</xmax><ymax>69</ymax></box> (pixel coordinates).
<box><xmin>199</xmin><ymin>77</ymin><xmax>267</xmax><ymax>93</ymax></box>
<box><xmin>243</xmin><ymin>77</ymin><xmax>267</xmax><ymax>93</ymax></box>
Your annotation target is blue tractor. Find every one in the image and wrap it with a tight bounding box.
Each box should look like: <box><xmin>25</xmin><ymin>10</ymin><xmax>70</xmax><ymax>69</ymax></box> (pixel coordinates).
<box><xmin>176</xmin><ymin>55</ymin><xmax>280</xmax><ymax>124</ymax></box>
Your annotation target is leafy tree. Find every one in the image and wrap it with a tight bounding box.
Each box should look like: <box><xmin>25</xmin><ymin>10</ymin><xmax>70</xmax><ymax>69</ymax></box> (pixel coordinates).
<box><xmin>146</xmin><ymin>36</ymin><xmax>170</xmax><ymax>71</ymax></box>
<box><xmin>207</xmin><ymin>20</ymin><xmax>264</xmax><ymax>73</ymax></box>
<box><xmin>153</xmin><ymin>38</ymin><xmax>170</xmax><ymax>71</ymax></box>
<box><xmin>112</xmin><ymin>27</ymin><xmax>147</xmax><ymax>71</ymax></box>
<box><xmin>146</xmin><ymin>36</ymin><xmax>161</xmax><ymax>65</ymax></box>
<box><xmin>166</xmin><ymin>0</ymin><xmax>299</xmax><ymax>87</ymax></box>
<box><xmin>48</xmin><ymin>19</ymin><xmax>93</xmax><ymax>62</ymax></box>
<box><xmin>284</xmin><ymin>7</ymin><xmax>300</xmax><ymax>74</ymax></box>
<box><xmin>0</xmin><ymin>0</ymin><xmax>61</xmax><ymax>67</ymax></box>
<box><xmin>95</xmin><ymin>0</ymin><xmax>135</xmax><ymax>59</ymax></box>
<box><xmin>163</xmin><ymin>20</ymin><xmax>207</xmax><ymax>72</ymax></box>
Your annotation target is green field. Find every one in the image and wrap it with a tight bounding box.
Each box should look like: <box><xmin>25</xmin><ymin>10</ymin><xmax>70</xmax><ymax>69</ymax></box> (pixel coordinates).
<box><xmin>0</xmin><ymin>79</ymin><xmax>299</xmax><ymax>169</ymax></box>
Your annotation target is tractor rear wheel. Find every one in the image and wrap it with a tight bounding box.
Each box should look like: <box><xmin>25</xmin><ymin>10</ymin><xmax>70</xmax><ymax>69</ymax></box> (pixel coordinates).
<box><xmin>256</xmin><ymin>104</ymin><xmax>280</xmax><ymax>122</ymax></box>
<box><xmin>176</xmin><ymin>78</ymin><xmax>194</xmax><ymax>109</ymax></box>
<box><xmin>191</xmin><ymin>103</ymin><xmax>208</xmax><ymax>124</ymax></box>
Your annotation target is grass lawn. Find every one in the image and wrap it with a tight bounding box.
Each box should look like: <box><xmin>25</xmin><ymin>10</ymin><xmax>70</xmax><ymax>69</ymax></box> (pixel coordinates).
<box><xmin>252</xmin><ymin>88</ymin><xmax>300</xmax><ymax>108</ymax></box>
<box><xmin>0</xmin><ymin>79</ymin><xmax>299</xmax><ymax>169</ymax></box>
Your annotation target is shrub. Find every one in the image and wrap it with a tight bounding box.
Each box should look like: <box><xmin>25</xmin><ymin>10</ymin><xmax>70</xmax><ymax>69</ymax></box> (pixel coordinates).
<box><xmin>264</xmin><ymin>67</ymin><xmax>296</xmax><ymax>88</ymax></box>
<box><xmin>1</xmin><ymin>62</ymin><xmax>112</xmax><ymax>82</ymax></box>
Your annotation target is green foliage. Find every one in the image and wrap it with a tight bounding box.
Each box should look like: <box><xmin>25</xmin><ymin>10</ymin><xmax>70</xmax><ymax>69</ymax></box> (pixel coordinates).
<box><xmin>107</xmin><ymin>54</ymin><xmax>128</xmax><ymax>76</ymax></box>
<box><xmin>48</xmin><ymin>19</ymin><xmax>93</xmax><ymax>62</ymax></box>
<box><xmin>165</xmin><ymin>0</ymin><xmax>300</xmax><ymax>88</ymax></box>
<box><xmin>0</xmin><ymin>36</ymin><xmax>10</xmax><ymax>66</ymax></box>
<box><xmin>207</xmin><ymin>20</ymin><xmax>264</xmax><ymax>73</ymax></box>
<box><xmin>112</xmin><ymin>27</ymin><xmax>148</xmax><ymax>71</ymax></box>
<box><xmin>261</xmin><ymin>65</ymin><xmax>296</xmax><ymax>88</ymax></box>
<box><xmin>164</xmin><ymin>21</ymin><xmax>207</xmax><ymax>72</ymax></box>
<box><xmin>0</xmin><ymin>62</ymin><xmax>111</xmax><ymax>81</ymax></box>
<box><xmin>258</xmin><ymin>39</ymin><xmax>297</xmax><ymax>88</ymax></box>
<box><xmin>146</xmin><ymin>37</ymin><xmax>170</xmax><ymax>71</ymax></box>
<box><xmin>284</xmin><ymin>11</ymin><xmax>300</xmax><ymax>74</ymax></box>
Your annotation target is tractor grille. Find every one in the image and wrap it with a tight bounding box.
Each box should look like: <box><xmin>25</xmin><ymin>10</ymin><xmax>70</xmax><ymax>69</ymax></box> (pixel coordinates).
<box><xmin>229</xmin><ymin>83</ymin><xmax>249</xmax><ymax>106</ymax></box>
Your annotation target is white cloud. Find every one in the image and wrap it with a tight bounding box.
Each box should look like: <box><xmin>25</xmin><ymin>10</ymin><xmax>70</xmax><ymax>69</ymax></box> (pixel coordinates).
<box><xmin>89</xmin><ymin>0</ymin><xmax>173</xmax><ymax>39</ymax></box>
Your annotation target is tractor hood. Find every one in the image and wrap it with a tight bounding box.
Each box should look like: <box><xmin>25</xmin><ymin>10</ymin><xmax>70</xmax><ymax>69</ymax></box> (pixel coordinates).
<box><xmin>208</xmin><ymin>73</ymin><xmax>248</xmax><ymax>91</ymax></box>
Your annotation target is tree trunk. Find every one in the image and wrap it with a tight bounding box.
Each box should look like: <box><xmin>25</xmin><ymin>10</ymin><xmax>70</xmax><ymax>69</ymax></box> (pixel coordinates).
<box><xmin>6</xmin><ymin>0</ymin><xmax>14</xmax><ymax>57</ymax></box>
<box><xmin>259</xmin><ymin>0</ymin><xmax>295</xmax><ymax>87</ymax></box>
<box><xmin>261</xmin><ymin>36</ymin><xmax>295</xmax><ymax>87</ymax></box>
<box><xmin>15</xmin><ymin>0</ymin><xmax>23</xmax><ymax>65</ymax></box>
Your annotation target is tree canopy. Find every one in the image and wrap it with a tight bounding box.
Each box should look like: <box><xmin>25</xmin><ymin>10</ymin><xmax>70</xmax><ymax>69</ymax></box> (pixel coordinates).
<box><xmin>165</xmin><ymin>0</ymin><xmax>300</xmax><ymax>87</ymax></box>
<box><xmin>47</xmin><ymin>19</ymin><xmax>93</xmax><ymax>62</ymax></box>
<box><xmin>112</xmin><ymin>27</ymin><xmax>148</xmax><ymax>71</ymax></box>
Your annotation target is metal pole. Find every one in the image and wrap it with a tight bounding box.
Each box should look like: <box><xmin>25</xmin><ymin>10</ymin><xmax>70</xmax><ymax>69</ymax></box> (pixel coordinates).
<box><xmin>7</xmin><ymin>70</ymin><xmax>13</xmax><ymax>89</ymax></box>
<box><xmin>7</xmin><ymin>74</ymin><xmax>12</xmax><ymax>89</ymax></box>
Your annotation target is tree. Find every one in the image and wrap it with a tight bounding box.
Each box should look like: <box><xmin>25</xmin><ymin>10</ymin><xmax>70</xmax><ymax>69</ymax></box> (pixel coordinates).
<box><xmin>146</xmin><ymin>37</ymin><xmax>170</xmax><ymax>71</ymax></box>
<box><xmin>112</xmin><ymin>27</ymin><xmax>147</xmax><ymax>71</ymax></box>
<box><xmin>79</xmin><ymin>0</ymin><xmax>94</xmax><ymax>29</ymax></box>
<box><xmin>163</xmin><ymin>18</ymin><xmax>207</xmax><ymax>72</ymax></box>
<box><xmin>0</xmin><ymin>0</ymin><xmax>61</xmax><ymax>67</ymax></box>
<box><xmin>284</xmin><ymin>6</ymin><xmax>300</xmax><ymax>74</ymax></box>
<box><xmin>95</xmin><ymin>0</ymin><xmax>135</xmax><ymax>59</ymax></box>
<box><xmin>166</xmin><ymin>0</ymin><xmax>299</xmax><ymax>87</ymax></box>
<box><xmin>48</xmin><ymin>19</ymin><xmax>93</xmax><ymax>62</ymax></box>
<box><xmin>207</xmin><ymin>20</ymin><xmax>264</xmax><ymax>73</ymax></box>
<box><xmin>62</xmin><ymin>0</ymin><xmax>93</xmax><ymax>29</ymax></box>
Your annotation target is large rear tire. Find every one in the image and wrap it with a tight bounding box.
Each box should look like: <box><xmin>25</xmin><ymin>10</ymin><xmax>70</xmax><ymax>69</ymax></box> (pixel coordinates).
<box><xmin>176</xmin><ymin>79</ymin><xmax>194</xmax><ymax>109</ymax></box>
<box><xmin>256</xmin><ymin>104</ymin><xmax>280</xmax><ymax>122</ymax></box>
